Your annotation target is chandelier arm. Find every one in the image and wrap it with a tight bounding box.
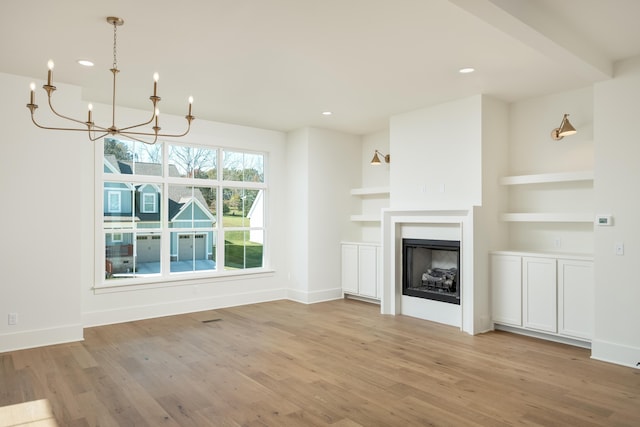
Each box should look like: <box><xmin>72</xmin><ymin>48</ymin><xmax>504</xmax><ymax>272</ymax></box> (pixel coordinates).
<box><xmin>124</xmin><ymin>121</ymin><xmax>192</xmax><ymax>139</ymax></box>
<box><xmin>88</xmin><ymin>131</ymin><xmax>111</xmax><ymax>142</ymax></box>
<box><xmin>118</xmin><ymin>131</ymin><xmax>159</xmax><ymax>145</ymax></box>
<box><xmin>117</xmin><ymin>110</ymin><xmax>157</xmax><ymax>132</ymax></box>
<box><xmin>29</xmin><ymin>112</ymin><xmax>97</xmax><ymax>133</ymax></box>
<box><xmin>45</xmin><ymin>96</ymin><xmax>110</xmax><ymax>131</ymax></box>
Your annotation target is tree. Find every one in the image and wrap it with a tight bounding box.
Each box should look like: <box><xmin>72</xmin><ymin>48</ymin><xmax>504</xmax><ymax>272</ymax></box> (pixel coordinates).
<box><xmin>104</xmin><ymin>139</ymin><xmax>132</xmax><ymax>161</ymax></box>
<box><xmin>169</xmin><ymin>146</ymin><xmax>215</xmax><ymax>178</ymax></box>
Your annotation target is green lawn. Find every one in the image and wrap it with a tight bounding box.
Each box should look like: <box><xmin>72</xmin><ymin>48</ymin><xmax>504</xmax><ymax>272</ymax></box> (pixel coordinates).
<box><xmin>223</xmin><ymin>214</ymin><xmax>263</xmax><ymax>269</ymax></box>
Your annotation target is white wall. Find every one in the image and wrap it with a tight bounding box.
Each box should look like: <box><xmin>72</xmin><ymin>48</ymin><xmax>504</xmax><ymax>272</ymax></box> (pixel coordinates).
<box><xmin>389</xmin><ymin>95</ymin><xmax>483</xmax><ymax>210</ymax></box>
<box><xmin>360</xmin><ymin>129</ymin><xmax>390</xmax><ymax>242</ymax></box>
<box><xmin>0</xmin><ymin>71</ymin><xmax>292</xmax><ymax>351</ymax></box>
<box><xmin>285</xmin><ymin>128</ymin><xmax>310</xmax><ymax>300</ymax></box>
<box><xmin>307</xmin><ymin>128</ymin><xmax>360</xmax><ymax>299</ymax></box>
<box><xmin>0</xmin><ymin>72</ymin><xmax>84</xmax><ymax>350</ymax></box>
<box><xmin>507</xmin><ymin>87</ymin><xmax>594</xmax><ymax>254</ymax></box>
<box><xmin>592</xmin><ymin>56</ymin><xmax>640</xmax><ymax>367</ymax></box>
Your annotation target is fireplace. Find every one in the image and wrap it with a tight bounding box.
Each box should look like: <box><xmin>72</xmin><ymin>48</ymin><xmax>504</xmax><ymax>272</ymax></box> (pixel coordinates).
<box><xmin>402</xmin><ymin>238</ymin><xmax>461</xmax><ymax>305</ymax></box>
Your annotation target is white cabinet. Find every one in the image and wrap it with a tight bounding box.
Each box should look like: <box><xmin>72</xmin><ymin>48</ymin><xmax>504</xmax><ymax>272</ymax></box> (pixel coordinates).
<box><xmin>523</xmin><ymin>256</ymin><xmax>557</xmax><ymax>333</ymax></box>
<box><xmin>341</xmin><ymin>243</ymin><xmax>381</xmax><ymax>301</ymax></box>
<box><xmin>491</xmin><ymin>251</ymin><xmax>593</xmax><ymax>344</ymax></box>
<box><xmin>341</xmin><ymin>244</ymin><xmax>359</xmax><ymax>294</ymax></box>
<box><xmin>490</xmin><ymin>254</ymin><xmax>522</xmax><ymax>326</ymax></box>
<box><xmin>558</xmin><ymin>259</ymin><xmax>594</xmax><ymax>340</ymax></box>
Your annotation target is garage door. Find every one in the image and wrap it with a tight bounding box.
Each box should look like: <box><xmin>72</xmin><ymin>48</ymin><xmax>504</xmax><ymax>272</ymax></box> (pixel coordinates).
<box><xmin>178</xmin><ymin>234</ymin><xmax>206</xmax><ymax>261</ymax></box>
<box><xmin>136</xmin><ymin>235</ymin><xmax>161</xmax><ymax>263</ymax></box>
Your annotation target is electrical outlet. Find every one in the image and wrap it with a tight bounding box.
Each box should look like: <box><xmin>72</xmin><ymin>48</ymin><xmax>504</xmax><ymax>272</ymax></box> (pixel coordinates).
<box><xmin>8</xmin><ymin>313</ymin><xmax>18</xmax><ymax>325</ymax></box>
<box><xmin>554</xmin><ymin>238</ymin><xmax>562</xmax><ymax>248</ymax></box>
<box><xmin>615</xmin><ymin>242</ymin><xmax>624</xmax><ymax>256</ymax></box>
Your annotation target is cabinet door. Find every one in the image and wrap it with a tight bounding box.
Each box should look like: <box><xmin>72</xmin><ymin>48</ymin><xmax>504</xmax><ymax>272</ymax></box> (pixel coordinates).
<box><xmin>491</xmin><ymin>255</ymin><xmax>522</xmax><ymax>326</ymax></box>
<box><xmin>523</xmin><ymin>257</ymin><xmax>557</xmax><ymax>333</ymax></box>
<box><xmin>358</xmin><ymin>245</ymin><xmax>378</xmax><ymax>298</ymax></box>
<box><xmin>341</xmin><ymin>244</ymin><xmax>359</xmax><ymax>294</ymax></box>
<box><xmin>558</xmin><ymin>259</ymin><xmax>593</xmax><ymax>340</ymax></box>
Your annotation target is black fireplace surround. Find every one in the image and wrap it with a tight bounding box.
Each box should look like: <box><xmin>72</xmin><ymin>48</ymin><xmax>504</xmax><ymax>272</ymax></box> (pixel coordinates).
<box><xmin>402</xmin><ymin>238</ymin><xmax>461</xmax><ymax>305</ymax></box>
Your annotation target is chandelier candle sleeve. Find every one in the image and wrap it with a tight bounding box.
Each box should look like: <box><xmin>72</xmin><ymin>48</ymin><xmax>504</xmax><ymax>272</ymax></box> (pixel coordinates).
<box><xmin>153</xmin><ymin>73</ymin><xmax>159</xmax><ymax>97</ymax></box>
<box><xmin>47</xmin><ymin>60</ymin><xmax>53</xmax><ymax>86</ymax></box>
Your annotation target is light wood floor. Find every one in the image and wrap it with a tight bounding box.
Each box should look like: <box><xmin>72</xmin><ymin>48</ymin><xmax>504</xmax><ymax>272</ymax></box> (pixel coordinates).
<box><xmin>1</xmin><ymin>299</ymin><xmax>639</xmax><ymax>426</ymax></box>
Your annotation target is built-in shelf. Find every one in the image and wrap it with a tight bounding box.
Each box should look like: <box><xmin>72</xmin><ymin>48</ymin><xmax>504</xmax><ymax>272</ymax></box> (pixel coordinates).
<box><xmin>500</xmin><ymin>171</ymin><xmax>593</xmax><ymax>186</ymax></box>
<box><xmin>500</xmin><ymin>213</ymin><xmax>594</xmax><ymax>223</ymax></box>
<box><xmin>350</xmin><ymin>214</ymin><xmax>382</xmax><ymax>222</ymax></box>
<box><xmin>350</xmin><ymin>186</ymin><xmax>390</xmax><ymax>196</ymax></box>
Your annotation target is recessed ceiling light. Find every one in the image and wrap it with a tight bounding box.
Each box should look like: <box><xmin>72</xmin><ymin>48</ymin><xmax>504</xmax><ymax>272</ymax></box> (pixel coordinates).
<box><xmin>77</xmin><ymin>59</ymin><xmax>94</xmax><ymax>67</ymax></box>
<box><xmin>322</xmin><ymin>111</ymin><xmax>332</xmax><ymax>116</ymax></box>
<box><xmin>459</xmin><ymin>67</ymin><xmax>475</xmax><ymax>74</ymax></box>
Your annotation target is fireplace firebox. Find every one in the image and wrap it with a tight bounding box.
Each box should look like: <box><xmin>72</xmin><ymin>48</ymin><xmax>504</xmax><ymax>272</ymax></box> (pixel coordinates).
<box><xmin>402</xmin><ymin>239</ymin><xmax>460</xmax><ymax>305</ymax></box>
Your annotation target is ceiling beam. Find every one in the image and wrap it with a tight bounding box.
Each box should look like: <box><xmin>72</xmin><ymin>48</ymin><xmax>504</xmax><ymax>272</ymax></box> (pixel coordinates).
<box><xmin>449</xmin><ymin>0</ymin><xmax>612</xmax><ymax>81</ymax></box>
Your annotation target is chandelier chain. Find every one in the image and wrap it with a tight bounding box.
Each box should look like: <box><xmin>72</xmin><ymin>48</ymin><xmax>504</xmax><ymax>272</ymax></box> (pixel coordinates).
<box><xmin>112</xmin><ymin>21</ymin><xmax>118</xmax><ymax>70</ymax></box>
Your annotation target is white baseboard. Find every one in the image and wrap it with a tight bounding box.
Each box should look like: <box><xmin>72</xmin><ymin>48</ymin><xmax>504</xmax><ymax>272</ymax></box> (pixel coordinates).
<box><xmin>0</xmin><ymin>323</ymin><xmax>84</xmax><ymax>353</ymax></box>
<box><xmin>83</xmin><ymin>288</ymin><xmax>288</xmax><ymax>327</ymax></box>
<box><xmin>287</xmin><ymin>287</ymin><xmax>343</xmax><ymax>304</ymax></box>
<box><xmin>591</xmin><ymin>339</ymin><xmax>640</xmax><ymax>369</ymax></box>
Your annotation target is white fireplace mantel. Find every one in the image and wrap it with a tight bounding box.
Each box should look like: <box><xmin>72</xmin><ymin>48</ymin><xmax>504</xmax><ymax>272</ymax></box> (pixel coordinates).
<box><xmin>381</xmin><ymin>208</ymin><xmax>484</xmax><ymax>335</ymax></box>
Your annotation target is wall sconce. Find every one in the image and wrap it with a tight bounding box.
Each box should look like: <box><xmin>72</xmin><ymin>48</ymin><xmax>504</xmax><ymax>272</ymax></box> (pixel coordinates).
<box><xmin>551</xmin><ymin>114</ymin><xmax>577</xmax><ymax>140</ymax></box>
<box><xmin>370</xmin><ymin>150</ymin><xmax>390</xmax><ymax>165</ymax></box>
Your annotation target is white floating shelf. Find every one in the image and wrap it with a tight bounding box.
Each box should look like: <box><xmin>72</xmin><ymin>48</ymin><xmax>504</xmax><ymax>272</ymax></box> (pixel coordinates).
<box><xmin>500</xmin><ymin>171</ymin><xmax>594</xmax><ymax>186</ymax></box>
<box><xmin>350</xmin><ymin>215</ymin><xmax>382</xmax><ymax>222</ymax></box>
<box><xmin>350</xmin><ymin>186</ymin><xmax>390</xmax><ymax>196</ymax></box>
<box><xmin>500</xmin><ymin>213</ymin><xmax>594</xmax><ymax>223</ymax></box>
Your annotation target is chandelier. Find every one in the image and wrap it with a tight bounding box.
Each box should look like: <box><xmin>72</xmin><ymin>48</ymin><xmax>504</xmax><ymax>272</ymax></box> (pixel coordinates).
<box><xmin>26</xmin><ymin>16</ymin><xmax>195</xmax><ymax>145</ymax></box>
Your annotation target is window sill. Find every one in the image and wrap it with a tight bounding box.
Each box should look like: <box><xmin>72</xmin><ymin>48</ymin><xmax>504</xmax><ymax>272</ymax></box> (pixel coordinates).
<box><xmin>93</xmin><ymin>268</ymin><xmax>276</xmax><ymax>294</ymax></box>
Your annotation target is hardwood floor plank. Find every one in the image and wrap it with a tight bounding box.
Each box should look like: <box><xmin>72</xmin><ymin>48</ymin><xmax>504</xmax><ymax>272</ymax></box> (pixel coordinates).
<box><xmin>1</xmin><ymin>299</ymin><xmax>639</xmax><ymax>426</ymax></box>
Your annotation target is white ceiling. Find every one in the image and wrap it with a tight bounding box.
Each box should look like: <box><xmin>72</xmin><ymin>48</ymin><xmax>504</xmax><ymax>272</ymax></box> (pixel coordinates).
<box><xmin>3</xmin><ymin>0</ymin><xmax>640</xmax><ymax>135</ymax></box>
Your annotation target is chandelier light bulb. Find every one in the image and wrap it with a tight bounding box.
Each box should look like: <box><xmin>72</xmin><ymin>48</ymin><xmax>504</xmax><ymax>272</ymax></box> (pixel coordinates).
<box><xmin>88</xmin><ymin>103</ymin><xmax>93</xmax><ymax>111</ymax></box>
<box><xmin>153</xmin><ymin>72</ymin><xmax>159</xmax><ymax>82</ymax></box>
<box><xmin>30</xmin><ymin>82</ymin><xmax>36</xmax><ymax>91</ymax></box>
<box><xmin>188</xmin><ymin>96</ymin><xmax>193</xmax><ymax>104</ymax></box>
<box><xmin>47</xmin><ymin>60</ymin><xmax>54</xmax><ymax>70</ymax></box>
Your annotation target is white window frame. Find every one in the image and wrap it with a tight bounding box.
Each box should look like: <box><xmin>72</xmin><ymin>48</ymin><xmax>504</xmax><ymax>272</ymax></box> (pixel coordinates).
<box><xmin>96</xmin><ymin>139</ymin><xmax>269</xmax><ymax>290</ymax></box>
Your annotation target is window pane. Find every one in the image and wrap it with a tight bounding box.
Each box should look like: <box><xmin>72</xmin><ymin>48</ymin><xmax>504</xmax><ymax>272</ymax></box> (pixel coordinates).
<box><xmin>104</xmin><ymin>138</ymin><xmax>163</xmax><ymax>176</ymax></box>
<box><xmin>224</xmin><ymin>230</ymin><xmax>263</xmax><ymax>270</ymax></box>
<box><xmin>222</xmin><ymin>188</ymin><xmax>261</xmax><ymax>227</ymax></box>
<box><xmin>103</xmin><ymin>182</ymin><xmax>162</xmax><ymax>230</ymax></box>
<box><xmin>103</xmin><ymin>182</ymin><xmax>136</xmax><ymax>229</ymax></box>
<box><xmin>168</xmin><ymin>185</ymin><xmax>217</xmax><ymax>228</ymax></box>
<box><xmin>105</xmin><ymin>232</ymin><xmax>134</xmax><ymax>278</ymax></box>
<box><xmin>134</xmin><ymin>233</ymin><xmax>161</xmax><ymax>275</ymax></box>
<box><xmin>170</xmin><ymin>232</ymin><xmax>217</xmax><ymax>273</ymax></box>
<box><xmin>223</xmin><ymin>150</ymin><xmax>264</xmax><ymax>182</ymax></box>
<box><xmin>136</xmin><ymin>184</ymin><xmax>162</xmax><ymax>229</ymax></box>
<box><xmin>168</xmin><ymin>145</ymin><xmax>217</xmax><ymax>178</ymax></box>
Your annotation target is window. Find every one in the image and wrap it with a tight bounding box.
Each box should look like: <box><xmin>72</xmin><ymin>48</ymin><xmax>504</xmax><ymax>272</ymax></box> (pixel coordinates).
<box><xmin>99</xmin><ymin>138</ymin><xmax>266</xmax><ymax>286</ymax></box>
<box><xmin>107</xmin><ymin>191</ymin><xmax>121</xmax><ymax>213</ymax></box>
<box><xmin>141</xmin><ymin>192</ymin><xmax>157</xmax><ymax>213</ymax></box>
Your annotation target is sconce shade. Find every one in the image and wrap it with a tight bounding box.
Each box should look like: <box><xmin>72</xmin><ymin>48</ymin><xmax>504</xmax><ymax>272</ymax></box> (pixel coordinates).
<box><xmin>551</xmin><ymin>114</ymin><xmax>577</xmax><ymax>140</ymax></box>
<box><xmin>370</xmin><ymin>149</ymin><xmax>390</xmax><ymax>165</ymax></box>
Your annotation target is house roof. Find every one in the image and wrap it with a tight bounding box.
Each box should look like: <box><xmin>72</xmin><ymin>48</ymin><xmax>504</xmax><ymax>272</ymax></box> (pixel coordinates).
<box><xmin>103</xmin><ymin>156</ymin><xmax>215</xmax><ymax>223</ymax></box>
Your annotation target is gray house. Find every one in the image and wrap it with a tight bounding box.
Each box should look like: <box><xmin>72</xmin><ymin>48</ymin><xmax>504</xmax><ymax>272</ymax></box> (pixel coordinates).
<box><xmin>103</xmin><ymin>156</ymin><xmax>216</xmax><ymax>277</ymax></box>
